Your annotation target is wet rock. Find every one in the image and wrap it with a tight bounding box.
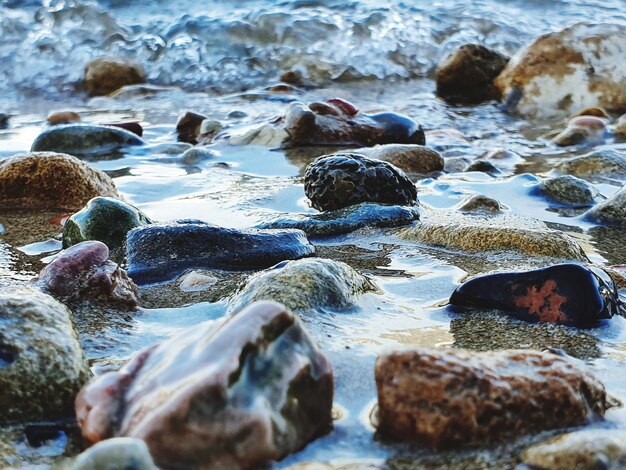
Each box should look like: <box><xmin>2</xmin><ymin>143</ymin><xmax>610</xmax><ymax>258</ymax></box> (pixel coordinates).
<box><xmin>539</xmin><ymin>175</ymin><xmax>601</xmax><ymax>205</ymax></box>
<box><xmin>495</xmin><ymin>23</ymin><xmax>626</xmax><ymax>118</ymax></box>
<box><xmin>75</xmin><ymin>301</ymin><xmax>333</xmax><ymax>469</ymax></box>
<box><xmin>551</xmin><ymin>115</ymin><xmax>608</xmax><ymax>146</ymax></box>
<box><xmin>449</xmin><ymin>264</ymin><xmax>619</xmax><ymax>326</ymax></box>
<box><xmin>304</xmin><ymin>153</ymin><xmax>418</xmax><ymax>211</ymax></box>
<box><xmin>615</xmin><ymin>113</ymin><xmax>626</xmax><ymax>138</ymax></box>
<box><xmin>375</xmin><ymin>348</ymin><xmax>608</xmax><ymax>448</ymax></box>
<box><xmin>465</xmin><ymin>160</ymin><xmax>501</xmax><ymax>175</ymax></box>
<box><xmin>257</xmin><ymin>203</ymin><xmax>420</xmax><ymax>236</ymax></box>
<box><xmin>63</xmin><ymin>197</ymin><xmax>153</xmax><ymax>263</ymax></box>
<box><xmin>285</xmin><ymin>100</ymin><xmax>425</xmax><ymax>147</ymax></box>
<box><xmin>177</xmin><ymin>270</ymin><xmax>218</xmax><ymax>292</ymax></box>
<box><xmin>436</xmin><ymin>44</ymin><xmax>509</xmax><ymax>103</ymax></box>
<box><xmin>68</xmin><ymin>437</ymin><xmax>157</xmax><ymax>470</ymax></box>
<box><xmin>229</xmin><ymin>258</ymin><xmax>374</xmax><ymax>313</ymax></box>
<box><xmin>126</xmin><ymin>221</ymin><xmax>315</xmax><ymax>284</ymax></box>
<box><xmin>0</xmin><ymin>152</ymin><xmax>120</xmax><ymax>211</ymax></box>
<box><xmin>555</xmin><ymin>149</ymin><xmax>626</xmax><ymax>179</ymax></box>
<box><xmin>47</xmin><ymin>110</ymin><xmax>80</xmax><ymax>125</ymax></box>
<box><xmin>84</xmin><ymin>56</ymin><xmax>146</xmax><ymax>96</ymax></box>
<box><xmin>398</xmin><ymin>211</ymin><xmax>587</xmax><ymax>260</ymax></box>
<box><xmin>31</xmin><ymin>124</ymin><xmax>144</xmax><ymax>159</ymax></box>
<box><xmin>586</xmin><ymin>183</ymin><xmax>626</xmax><ymax>225</ymax></box>
<box><xmin>104</xmin><ymin>121</ymin><xmax>143</xmax><ymax>137</ymax></box>
<box><xmin>0</xmin><ymin>113</ymin><xmax>8</xmax><ymax>129</ymax></box>
<box><xmin>457</xmin><ymin>194</ymin><xmax>503</xmax><ymax>213</ymax></box>
<box><xmin>522</xmin><ymin>429</ymin><xmax>626</xmax><ymax>470</ymax></box>
<box><xmin>355</xmin><ymin>144</ymin><xmax>444</xmax><ymax>174</ymax></box>
<box><xmin>175</xmin><ymin>111</ymin><xmax>207</xmax><ymax>144</ymax></box>
<box><xmin>36</xmin><ymin>240</ymin><xmax>140</xmax><ymax>310</ymax></box>
<box><xmin>179</xmin><ymin>147</ymin><xmax>217</xmax><ymax>165</ymax></box>
<box><xmin>0</xmin><ymin>286</ymin><xmax>90</xmax><ymax>423</ymax></box>
<box><xmin>444</xmin><ymin>156</ymin><xmax>471</xmax><ymax>173</ymax></box>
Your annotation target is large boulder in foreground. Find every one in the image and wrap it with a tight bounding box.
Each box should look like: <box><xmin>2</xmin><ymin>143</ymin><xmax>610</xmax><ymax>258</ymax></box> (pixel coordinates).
<box><xmin>495</xmin><ymin>23</ymin><xmax>626</xmax><ymax>118</ymax></box>
<box><xmin>76</xmin><ymin>301</ymin><xmax>333</xmax><ymax>470</ymax></box>
<box><xmin>375</xmin><ymin>348</ymin><xmax>607</xmax><ymax>448</ymax></box>
<box><xmin>84</xmin><ymin>56</ymin><xmax>146</xmax><ymax>96</ymax></box>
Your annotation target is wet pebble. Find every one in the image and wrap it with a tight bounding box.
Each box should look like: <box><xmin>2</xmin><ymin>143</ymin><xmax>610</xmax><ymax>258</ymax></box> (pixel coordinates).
<box><xmin>179</xmin><ymin>147</ymin><xmax>217</xmax><ymax>165</ymax></box>
<box><xmin>84</xmin><ymin>56</ymin><xmax>146</xmax><ymax>96</ymax></box>
<box><xmin>586</xmin><ymin>183</ymin><xmax>626</xmax><ymax>226</ymax></box>
<box><xmin>465</xmin><ymin>159</ymin><xmax>501</xmax><ymax>175</ymax></box>
<box><xmin>555</xmin><ymin>149</ymin><xmax>626</xmax><ymax>179</ymax></box>
<box><xmin>355</xmin><ymin>144</ymin><xmax>444</xmax><ymax>174</ymax></box>
<box><xmin>47</xmin><ymin>110</ymin><xmax>80</xmax><ymax>125</ymax></box>
<box><xmin>615</xmin><ymin>113</ymin><xmax>626</xmax><ymax>138</ymax></box>
<box><xmin>457</xmin><ymin>194</ymin><xmax>503</xmax><ymax>213</ymax></box>
<box><xmin>551</xmin><ymin>115</ymin><xmax>607</xmax><ymax>146</ymax></box>
<box><xmin>175</xmin><ymin>110</ymin><xmax>207</xmax><ymax>144</ymax></box>
<box><xmin>538</xmin><ymin>175</ymin><xmax>601</xmax><ymax>205</ymax></box>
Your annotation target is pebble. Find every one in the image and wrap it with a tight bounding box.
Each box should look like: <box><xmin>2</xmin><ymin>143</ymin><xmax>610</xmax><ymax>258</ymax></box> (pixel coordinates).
<box><xmin>84</xmin><ymin>56</ymin><xmax>146</xmax><ymax>96</ymax></box>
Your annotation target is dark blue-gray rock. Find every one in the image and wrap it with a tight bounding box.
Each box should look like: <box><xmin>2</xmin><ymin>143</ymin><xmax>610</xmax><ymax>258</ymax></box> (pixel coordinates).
<box><xmin>538</xmin><ymin>175</ymin><xmax>601</xmax><ymax>205</ymax></box>
<box><xmin>586</xmin><ymin>184</ymin><xmax>626</xmax><ymax>225</ymax></box>
<box><xmin>304</xmin><ymin>153</ymin><xmax>418</xmax><ymax>211</ymax></box>
<box><xmin>126</xmin><ymin>221</ymin><xmax>315</xmax><ymax>284</ymax></box>
<box><xmin>257</xmin><ymin>203</ymin><xmax>419</xmax><ymax>236</ymax></box>
<box><xmin>31</xmin><ymin>124</ymin><xmax>144</xmax><ymax>159</ymax></box>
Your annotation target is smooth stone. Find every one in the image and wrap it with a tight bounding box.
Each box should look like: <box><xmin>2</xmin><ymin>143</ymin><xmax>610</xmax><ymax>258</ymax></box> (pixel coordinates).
<box><xmin>304</xmin><ymin>153</ymin><xmax>418</xmax><ymax>211</ymax></box>
<box><xmin>465</xmin><ymin>160</ymin><xmax>501</xmax><ymax>175</ymax></box>
<box><xmin>75</xmin><ymin>301</ymin><xmax>334</xmax><ymax>469</ymax></box>
<box><xmin>104</xmin><ymin>121</ymin><xmax>143</xmax><ymax>137</ymax></box>
<box><xmin>555</xmin><ymin>149</ymin><xmax>626</xmax><ymax>179</ymax></box>
<box><xmin>0</xmin><ymin>152</ymin><xmax>120</xmax><ymax>211</ymax></box>
<box><xmin>31</xmin><ymin>124</ymin><xmax>144</xmax><ymax>159</ymax></box>
<box><xmin>256</xmin><ymin>203</ymin><xmax>420</xmax><ymax>236</ymax></box>
<box><xmin>586</xmin><ymin>183</ymin><xmax>626</xmax><ymax>225</ymax></box>
<box><xmin>375</xmin><ymin>348</ymin><xmax>607</xmax><ymax>448</ymax></box>
<box><xmin>575</xmin><ymin>107</ymin><xmax>610</xmax><ymax>118</ymax></box>
<box><xmin>551</xmin><ymin>115</ymin><xmax>608</xmax><ymax>146</ymax></box>
<box><xmin>539</xmin><ymin>175</ymin><xmax>601</xmax><ymax>205</ymax></box>
<box><xmin>179</xmin><ymin>147</ymin><xmax>217</xmax><ymax>165</ymax></box>
<box><xmin>615</xmin><ymin>114</ymin><xmax>626</xmax><ymax>137</ymax></box>
<box><xmin>63</xmin><ymin>196</ymin><xmax>153</xmax><ymax>262</ymax></box>
<box><xmin>355</xmin><ymin>144</ymin><xmax>444</xmax><ymax>174</ymax></box>
<box><xmin>457</xmin><ymin>194</ymin><xmax>503</xmax><ymax>213</ymax></box>
<box><xmin>126</xmin><ymin>221</ymin><xmax>315</xmax><ymax>284</ymax></box>
<box><xmin>47</xmin><ymin>110</ymin><xmax>80</xmax><ymax>125</ymax></box>
<box><xmin>0</xmin><ymin>286</ymin><xmax>90</xmax><ymax>423</ymax></box>
<box><xmin>69</xmin><ymin>437</ymin><xmax>157</xmax><ymax>470</ymax></box>
<box><xmin>175</xmin><ymin>111</ymin><xmax>207</xmax><ymax>144</ymax></box>
<box><xmin>177</xmin><ymin>270</ymin><xmax>218</xmax><ymax>292</ymax></box>
<box><xmin>84</xmin><ymin>56</ymin><xmax>146</xmax><ymax>96</ymax></box>
<box><xmin>436</xmin><ymin>44</ymin><xmax>508</xmax><ymax>103</ymax></box>
<box><xmin>229</xmin><ymin>258</ymin><xmax>375</xmax><ymax>313</ymax></box>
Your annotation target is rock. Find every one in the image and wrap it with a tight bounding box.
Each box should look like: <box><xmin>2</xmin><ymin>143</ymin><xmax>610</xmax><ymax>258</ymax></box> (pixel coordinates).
<box><xmin>31</xmin><ymin>124</ymin><xmax>144</xmax><ymax>159</ymax></box>
<box><xmin>84</xmin><ymin>56</ymin><xmax>146</xmax><ymax>96</ymax></box>
<box><xmin>229</xmin><ymin>258</ymin><xmax>374</xmax><ymax>313</ymax></box>
<box><xmin>555</xmin><ymin>149</ymin><xmax>626</xmax><ymax>179</ymax></box>
<box><xmin>69</xmin><ymin>437</ymin><xmax>157</xmax><ymax>470</ymax></box>
<box><xmin>257</xmin><ymin>203</ymin><xmax>420</xmax><ymax>236</ymax></box>
<box><xmin>177</xmin><ymin>270</ymin><xmax>218</xmax><ymax>292</ymax></box>
<box><xmin>0</xmin><ymin>113</ymin><xmax>8</xmax><ymax>129</ymax></box>
<box><xmin>495</xmin><ymin>23</ymin><xmax>626</xmax><ymax>118</ymax></box>
<box><xmin>75</xmin><ymin>301</ymin><xmax>333</xmax><ymax>469</ymax></box>
<box><xmin>285</xmin><ymin>100</ymin><xmax>425</xmax><ymax>147</ymax></box>
<box><xmin>398</xmin><ymin>211</ymin><xmax>587</xmax><ymax>260</ymax></box>
<box><xmin>457</xmin><ymin>194</ymin><xmax>503</xmax><ymax>213</ymax></box>
<box><xmin>615</xmin><ymin>113</ymin><xmax>626</xmax><ymax>138</ymax></box>
<box><xmin>63</xmin><ymin>197</ymin><xmax>153</xmax><ymax>263</ymax></box>
<box><xmin>0</xmin><ymin>286</ymin><xmax>90</xmax><ymax>423</ymax></box>
<box><xmin>522</xmin><ymin>429</ymin><xmax>626</xmax><ymax>470</ymax></box>
<box><xmin>126</xmin><ymin>221</ymin><xmax>315</xmax><ymax>284</ymax></box>
<box><xmin>304</xmin><ymin>153</ymin><xmax>418</xmax><ymax>211</ymax></box>
<box><xmin>175</xmin><ymin>111</ymin><xmax>207</xmax><ymax>144</ymax></box>
<box><xmin>375</xmin><ymin>348</ymin><xmax>608</xmax><ymax>448</ymax></box>
<box><xmin>465</xmin><ymin>160</ymin><xmax>501</xmax><ymax>175</ymax></box>
<box><xmin>539</xmin><ymin>175</ymin><xmax>601</xmax><ymax>205</ymax></box>
<box><xmin>586</xmin><ymin>183</ymin><xmax>626</xmax><ymax>225</ymax></box>
<box><xmin>551</xmin><ymin>115</ymin><xmax>608</xmax><ymax>146</ymax></box>
<box><xmin>436</xmin><ymin>44</ymin><xmax>509</xmax><ymax>103</ymax></box>
<box><xmin>575</xmin><ymin>107</ymin><xmax>610</xmax><ymax>118</ymax></box>
<box><xmin>103</xmin><ymin>121</ymin><xmax>143</xmax><ymax>137</ymax></box>
<box><xmin>355</xmin><ymin>144</ymin><xmax>444</xmax><ymax>174</ymax></box>
<box><xmin>179</xmin><ymin>147</ymin><xmax>217</xmax><ymax>165</ymax></box>
<box><xmin>449</xmin><ymin>264</ymin><xmax>619</xmax><ymax>326</ymax></box>
<box><xmin>47</xmin><ymin>111</ymin><xmax>80</xmax><ymax>125</ymax></box>
<box><xmin>0</xmin><ymin>152</ymin><xmax>120</xmax><ymax>211</ymax></box>
<box><xmin>36</xmin><ymin>240</ymin><xmax>140</xmax><ymax>310</ymax></box>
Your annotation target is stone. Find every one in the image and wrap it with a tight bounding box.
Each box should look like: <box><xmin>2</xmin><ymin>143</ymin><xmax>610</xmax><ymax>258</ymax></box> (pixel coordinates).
<box><xmin>586</xmin><ymin>184</ymin><xmax>626</xmax><ymax>225</ymax></box>
<box><xmin>465</xmin><ymin>160</ymin><xmax>501</xmax><ymax>175</ymax></box>
<box><xmin>179</xmin><ymin>147</ymin><xmax>217</xmax><ymax>165</ymax></box>
<box><xmin>495</xmin><ymin>23</ymin><xmax>626</xmax><ymax>118</ymax></box>
<box><xmin>69</xmin><ymin>437</ymin><xmax>157</xmax><ymax>470</ymax></box>
<box><xmin>47</xmin><ymin>110</ymin><xmax>80</xmax><ymax>125</ymax></box>
<box><xmin>229</xmin><ymin>258</ymin><xmax>374</xmax><ymax>313</ymax></box>
<box><xmin>256</xmin><ymin>203</ymin><xmax>420</xmax><ymax>236</ymax></box>
<box><xmin>31</xmin><ymin>124</ymin><xmax>144</xmax><ymax>159</ymax></box>
<box><xmin>551</xmin><ymin>115</ymin><xmax>608</xmax><ymax>146</ymax></box>
<box><xmin>436</xmin><ymin>44</ymin><xmax>509</xmax><ymax>103</ymax></box>
<box><xmin>555</xmin><ymin>149</ymin><xmax>626</xmax><ymax>179</ymax></box>
<box><xmin>0</xmin><ymin>113</ymin><xmax>8</xmax><ymax>129</ymax></box>
<box><xmin>84</xmin><ymin>56</ymin><xmax>146</xmax><ymax>96</ymax></box>
<box><xmin>63</xmin><ymin>196</ymin><xmax>153</xmax><ymax>263</ymax></box>
<box><xmin>104</xmin><ymin>121</ymin><xmax>143</xmax><ymax>137</ymax></box>
<box><xmin>0</xmin><ymin>286</ymin><xmax>90</xmax><ymax>423</ymax></box>
<box><xmin>375</xmin><ymin>348</ymin><xmax>608</xmax><ymax>448</ymax></box>
<box><xmin>177</xmin><ymin>271</ymin><xmax>218</xmax><ymax>292</ymax></box>
<box><xmin>0</xmin><ymin>152</ymin><xmax>120</xmax><ymax>211</ymax></box>
<box><xmin>615</xmin><ymin>113</ymin><xmax>626</xmax><ymax>138</ymax></box>
<box><xmin>457</xmin><ymin>194</ymin><xmax>502</xmax><ymax>213</ymax></box>
<box><xmin>175</xmin><ymin>111</ymin><xmax>207</xmax><ymax>144</ymax></box>
<box><xmin>75</xmin><ymin>301</ymin><xmax>333</xmax><ymax>469</ymax></box>
<box><xmin>538</xmin><ymin>175</ymin><xmax>601</xmax><ymax>205</ymax></box>
<box><xmin>126</xmin><ymin>221</ymin><xmax>315</xmax><ymax>284</ymax></box>
<box><xmin>575</xmin><ymin>107</ymin><xmax>610</xmax><ymax>118</ymax></box>
<box><xmin>355</xmin><ymin>144</ymin><xmax>444</xmax><ymax>174</ymax></box>
<box><xmin>304</xmin><ymin>153</ymin><xmax>418</xmax><ymax>211</ymax></box>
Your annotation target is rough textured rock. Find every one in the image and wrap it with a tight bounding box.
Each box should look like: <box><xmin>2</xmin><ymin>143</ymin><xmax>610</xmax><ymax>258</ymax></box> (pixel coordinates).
<box><xmin>551</xmin><ymin>115</ymin><xmax>608</xmax><ymax>146</ymax></box>
<box><xmin>75</xmin><ymin>301</ymin><xmax>333</xmax><ymax>470</ymax></box>
<box><xmin>47</xmin><ymin>110</ymin><xmax>80</xmax><ymax>125</ymax></box>
<box><xmin>555</xmin><ymin>149</ymin><xmax>626</xmax><ymax>179</ymax></box>
<box><xmin>0</xmin><ymin>286</ymin><xmax>90</xmax><ymax>423</ymax></box>
<box><xmin>63</xmin><ymin>197</ymin><xmax>153</xmax><ymax>263</ymax></box>
<box><xmin>304</xmin><ymin>153</ymin><xmax>418</xmax><ymax>211</ymax></box>
<box><xmin>0</xmin><ymin>152</ymin><xmax>120</xmax><ymax>211</ymax></box>
<box><xmin>538</xmin><ymin>175</ymin><xmax>601</xmax><ymax>205</ymax></box>
<box><xmin>457</xmin><ymin>194</ymin><xmax>502</xmax><ymax>213</ymax></box>
<box><xmin>126</xmin><ymin>221</ymin><xmax>315</xmax><ymax>284</ymax></box>
<box><xmin>68</xmin><ymin>438</ymin><xmax>157</xmax><ymax>470</ymax></box>
<box><xmin>31</xmin><ymin>124</ymin><xmax>144</xmax><ymax>159</ymax></box>
<box><xmin>375</xmin><ymin>348</ymin><xmax>608</xmax><ymax>448</ymax></box>
<box><xmin>229</xmin><ymin>258</ymin><xmax>374</xmax><ymax>313</ymax></box>
<box><xmin>355</xmin><ymin>144</ymin><xmax>444</xmax><ymax>174</ymax></box>
<box><xmin>615</xmin><ymin>113</ymin><xmax>626</xmax><ymax>138</ymax></box>
<box><xmin>436</xmin><ymin>44</ymin><xmax>509</xmax><ymax>103</ymax></box>
<box><xmin>586</xmin><ymin>184</ymin><xmax>626</xmax><ymax>225</ymax></box>
<box><xmin>84</xmin><ymin>56</ymin><xmax>146</xmax><ymax>96</ymax></box>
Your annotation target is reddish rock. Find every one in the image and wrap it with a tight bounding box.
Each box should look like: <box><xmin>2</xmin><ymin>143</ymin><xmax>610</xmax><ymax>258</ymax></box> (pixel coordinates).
<box><xmin>47</xmin><ymin>110</ymin><xmax>80</xmax><ymax>125</ymax></box>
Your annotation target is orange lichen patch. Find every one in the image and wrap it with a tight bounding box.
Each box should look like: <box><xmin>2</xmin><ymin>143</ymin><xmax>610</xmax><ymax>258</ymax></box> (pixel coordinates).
<box><xmin>513</xmin><ymin>280</ymin><xmax>568</xmax><ymax>323</ymax></box>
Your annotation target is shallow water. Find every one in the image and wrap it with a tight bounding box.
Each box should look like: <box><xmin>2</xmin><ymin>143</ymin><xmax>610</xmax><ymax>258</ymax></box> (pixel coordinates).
<box><xmin>2</xmin><ymin>0</ymin><xmax>626</xmax><ymax>468</ymax></box>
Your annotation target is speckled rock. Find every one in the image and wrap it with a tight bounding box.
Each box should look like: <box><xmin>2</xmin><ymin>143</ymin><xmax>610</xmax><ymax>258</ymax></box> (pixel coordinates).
<box><xmin>47</xmin><ymin>111</ymin><xmax>80</xmax><ymax>125</ymax></box>
<box><xmin>84</xmin><ymin>57</ymin><xmax>146</xmax><ymax>96</ymax></box>
<box><xmin>539</xmin><ymin>175</ymin><xmax>601</xmax><ymax>205</ymax></box>
<box><xmin>375</xmin><ymin>348</ymin><xmax>607</xmax><ymax>448</ymax></box>
<box><xmin>63</xmin><ymin>197</ymin><xmax>153</xmax><ymax>263</ymax></box>
<box><xmin>555</xmin><ymin>149</ymin><xmax>626</xmax><ymax>179</ymax></box>
<box><xmin>495</xmin><ymin>23</ymin><xmax>626</xmax><ymax>118</ymax></box>
<box><xmin>0</xmin><ymin>286</ymin><xmax>90</xmax><ymax>423</ymax></box>
<box><xmin>126</xmin><ymin>221</ymin><xmax>315</xmax><ymax>284</ymax></box>
<box><xmin>31</xmin><ymin>124</ymin><xmax>144</xmax><ymax>159</ymax></box>
<box><xmin>457</xmin><ymin>194</ymin><xmax>503</xmax><ymax>213</ymax></box>
<box><xmin>304</xmin><ymin>153</ymin><xmax>418</xmax><ymax>211</ymax></box>
<box><xmin>0</xmin><ymin>152</ymin><xmax>120</xmax><ymax>211</ymax></box>
<box><xmin>355</xmin><ymin>144</ymin><xmax>444</xmax><ymax>174</ymax></box>
<box><xmin>229</xmin><ymin>258</ymin><xmax>374</xmax><ymax>313</ymax></box>
<box><xmin>586</xmin><ymin>184</ymin><xmax>626</xmax><ymax>225</ymax></box>
<box><xmin>68</xmin><ymin>438</ymin><xmax>157</xmax><ymax>470</ymax></box>
<box><xmin>75</xmin><ymin>301</ymin><xmax>333</xmax><ymax>470</ymax></box>
<box><xmin>436</xmin><ymin>44</ymin><xmax>509</xmax><ymax>103</ymax></box>
<box><xmin>522</xmin><ymin>429</ymin><xmax>626</xmax><ymax>470</ymax></box>
<box><xmin>552</xmin><ymin>115</ymin><xmax>608</xmax><ymax>146</ymax></box>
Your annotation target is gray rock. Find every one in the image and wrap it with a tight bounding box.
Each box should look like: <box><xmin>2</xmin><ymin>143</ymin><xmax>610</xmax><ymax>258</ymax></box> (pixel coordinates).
<box><xmin>539</xmin><ymin>175</ymin><xmax>601</xmax><ymax>205</ymax></box>
<box><xmin>585</xmin><ymin>184</ymin><xmax>626</xmax><ymax>225</ymax></box>
<box><xmin>555</xmin><ymin>149</ymin><xmax>626</xmax><ymax>179</ymax></box>
<box><xmin>179</xmin><ymin>147</ymin><xmax>217</xmax><ymax>165</ymax></box>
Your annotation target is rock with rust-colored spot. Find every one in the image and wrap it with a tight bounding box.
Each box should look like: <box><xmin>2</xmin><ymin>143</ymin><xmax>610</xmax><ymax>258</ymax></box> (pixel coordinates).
<box><xmin>84</xmin><ymin>57</ymin><xmax>146</xmax><ymax>96</ymax></box>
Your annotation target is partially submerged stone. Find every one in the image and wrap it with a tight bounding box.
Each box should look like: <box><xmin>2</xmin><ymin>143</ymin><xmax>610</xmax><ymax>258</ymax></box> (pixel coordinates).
<box><xmin>0</xmin><ymin>152</ymin><xmax>119</xmax><ymax>211</ymax></box>
<box><xmin>375</xmin><ymin>348</ymin><xmax>608</xmax><ymax>448</ymax></box>
<box><xmin>615</xmin><ymin>113</ymin><xmax>626</xmax><ymax>138</ymax></box>
<box><xmin>179</xmin><ymin>147</ymin><xmax>217</xmax><ymax>165</ymax></box>
<box><xmin>84</xmin><ymin>56</ymin><xmax>146</xmax><ymax>96</ymax></box>
<box><xmin>457</xmin><ymin>194</ymin><xmax>503</xmax><ymax>213</ymax></box>
<box><xmin>355</xmin><ymin>144</ymin><xmax>444</xmax><ymax>174</ymax></box>
<box><xmin>175</xmin><ymin>111</ymin><xmax>207</xmax><ymax>144</ymax></box>
<box><xmin>47</xmin><ymin>110</ymin><xmax>80</xmax><ymax>125</ymax></box>
<box><xmin>0</xmin><ymin>286</ymin><xmax>90</xmax><ymax>423</ymax></box>
<box><xmin>538</xmin><ymin>175</ymin><xmax>601</xmax><ymax>205</ymax></box>
<box><xmin>551</xmin><ymin>115</ymin><xmax>608</xmax><ymax>146</ymax></box>
<box><xmin>555</xmin><ymin>149</ymin><xmax>626</xmax><ymax>179</ymax></box>
<box><xmin>75</xmin><ymin>301</ymin><xmax>333</xmax><ymax>469</ymax></box>
<box><xmin>586</xmin><ymin>184</ymin><xmax>626</xmax><ymax>226</ymax></box>
<box><xmin>465</xmin><ymin>160</ymin><xmax>501</xmax><ymax>175</ymax></box>
<box><xmin>68</xmin><ymin>437</ymin><xmax>157</xmax><ymax>470</ymax></box>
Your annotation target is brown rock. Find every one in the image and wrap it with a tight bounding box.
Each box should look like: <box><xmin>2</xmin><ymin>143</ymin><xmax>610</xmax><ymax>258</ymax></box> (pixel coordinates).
<box><xmin>356</xmin><ymin>144</ymin><xmax>444</xmax><ymax>174</ymax></box>
<box><xmin>574</xmin><ymin>107</ymin><xmax>610</xmax><ymax>118</ymax></box>
<box><xmin>0</xmin><ymin>152</ymin><xmax>119</xmax><ymax>211</ymax></box>
<box><xmin>615</xmin><ymin>113</ymin><xmax>626</xmax><ymax>138</ymax></box>
<box><xmin>47</xmin><ymin>111</ymin><xmax>80</xmax><ymax>125</ymax></box>
<box><xmin>175</xmin><ymin>111</ymin><xmax>207</xmax><ymax>144</ymax></box>
<box><xmin>375</xmin><ymin>348</ymin><xmax>607</xmax><ymax>449</ymax></box>
<box><xmin>102</xmin><ymin>121</ymin><xmax>143</xmax><ymax>137</ymax></box>
<box><xmin>552</xmin><ymin>115</ymin><xmax>607</xmax><ymax>146</ymax></box>
<box><xmin>84</xmin><ymin>57</ymin><xmax>146</xmax><ymax>96</ymax></box>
